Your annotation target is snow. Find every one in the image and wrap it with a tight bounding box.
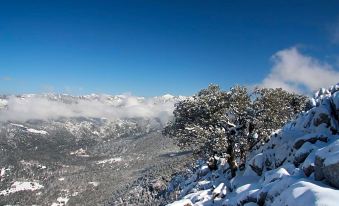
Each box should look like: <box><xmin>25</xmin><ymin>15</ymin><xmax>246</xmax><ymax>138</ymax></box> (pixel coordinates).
<box><xmin>315</xmin><ymin>140</ymin><xmax>339</xmax><ymax>166</ymax></box>
<box><xmin>26</xmin><ymin>128</ymin><xmax>48</xmax><ymax>135</ymax></box>
<box><xmin>263</xmin><ymin>168</ymin><xmax>290</xmax><ymax>185</ymax></box>
<box><xmin>162</xmin><ymin>94</ymin><xmax>175</xmax><ymax>100</ymax></box>
<box><xmin>167</xmin><ymin>199</ymin><xmax>193</xmax><ymax>206</ymax></box>
<box><xmin>20</xmin><ymin>160</ymin><xmax>47</xmax><ymax>169</ymax></box>
<box><xmin>10</xmin><ymin>123</ymin><xmax>48</xmax><ymax>135</ymax></box>
<box><xmin>271</xmin><ymin>180</ymin><xmax>339</xmax><ymax>206</ymax></box>
<box><xmin>212</xmin><ymin>182</ymin><xmax>227</xmax><ymax>198</ymax></box>
<box><xmin>248</xmin><ymin>153</ymin><xmax>264</xmax><ymax>175</ymax></box>
<box><xmin>96</xmin><ymin>157</ymin><xmax>122</xmax><ymax>164</ymax></box>
<box><xmin>324</xmin><ymin>153</ymin><xmax>339</xmax><ymax>166</ymax></box>
<box><xmin>295</xmin><ymin>142</ymin><xmax>317</xmax><ymax>159</ymax></box>
<box><xmin>51</xmin><ymin>196</ymin><xmax>69</xmax><ymax>206</ymax></box>
<box><xmin>0</xmin><ymin>181</ymin><xmax>44</xmax><ymax>196</ymax></box>
<box><xmin>70</xmin><ymin>148</ymin><xmax>89</xmax><ymax>157</ymax></box>
<box><xmin>10</xmin><ymin>123</ymin><xmax>25</xmax><ymax>128</ymax></box>
<box><xmin>293</xmin><ymin>133</ymin><xmax>328</xmax><ymax>149</ymax></box>
<box><xmin>0</xmin><ymin>168</ymin><xmax>6</xmax><ymax>181</ymax></box>
<box><xmin>88</xmin><ymin>181</ymin><xmax>100</xmax><ymax>187</ymax></box>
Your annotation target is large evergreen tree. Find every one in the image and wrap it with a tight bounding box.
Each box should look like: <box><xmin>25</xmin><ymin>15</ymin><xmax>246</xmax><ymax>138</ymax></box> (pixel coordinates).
<box><xmin>164</xmin><ymin>84</ymin><xmax>308</xmax><ymax>177</ymax></box>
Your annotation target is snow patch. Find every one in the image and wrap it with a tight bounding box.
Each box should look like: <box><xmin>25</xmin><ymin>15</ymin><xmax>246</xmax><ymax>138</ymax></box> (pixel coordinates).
<box><xmin>10</xmin><ymin>123</ymin><xmax>48</xmax><ymax>135</ymax></box>
<box><xmin>96</xmin><ymin>157</ymin><xmax>122</xmax><ymax>165</ymax></box>
<box><xmin>88</xmin><ymin>181</ymin><xmax>100</xmax><ymax>187</ymax></box>
<box><xmin>26</xmin><ymin>128</ymin><xmax>48</xmax><ymax>135</ymax></box>
<box><xmin>0</xmin><ymin>181</ymin><xmax>44</xmax><ymax>196</ymax></box>
<box><xmin>51</xmin><ymin>196</ymin><xmax>69</xmax><ymax>206</ymax></box>
<box><xmin>20</xmin><ymin>160</ymin><xmax>47</xmax><ymax>169</ymax></box>
<box><xmin>70</xmin><ymin>148</ymin><xmax>89</xmax><ymax>157</ymax></box>
<box><xmin>0</xmin><ymin>168</ymin><xmax>6</xmax><ymax>181</ymax></box>
<box><xmin>272</xmin><ymin>180</ymin><xmax>339</xmax><ymax>206</ymax></box>
<box><xmin>167</xmin><ymin>199</ymin><xmax>193</xmax><ymax>206</ymax></box>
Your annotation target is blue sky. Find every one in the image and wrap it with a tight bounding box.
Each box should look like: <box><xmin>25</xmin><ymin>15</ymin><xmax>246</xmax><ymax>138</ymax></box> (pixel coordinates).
<box><xmin>0</xmin><ymin>0</ymin><xmax>339</xmax><ymax>96</ymax></box>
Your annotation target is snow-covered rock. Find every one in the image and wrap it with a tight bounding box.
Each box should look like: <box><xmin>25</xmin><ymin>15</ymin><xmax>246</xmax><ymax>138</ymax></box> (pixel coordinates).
<box><xmin>167</xmin><ymin>84</ymin><xmax>339</xmax><ymax>206</ymax></box>
<box><xmin>294</xmin><ymin>142</ymin><xmax>317</xmax><ymax>165</ymax></box>
<box><xmin>262</xmin><ymin>167</ymin><xmax>290</xmax><ymax>185</ymax></box>
<box><xmin>293</xmin><ymin>133</ymin><xmax>328</xmax><ymax>149</ymax></box>
<box><xmin>212</xmin><ymin>182</ymin><xmax>227</xmax><ymax>199</ymax></box>
<box><xmin>314</xmin><ymin>139</ymin><xmax>339</xmax><ymax>188</ymax></box>
<box><xmin>271</xmin><ymin>180</ymin><xmax>339</xmax><ymax>206</ymax></box>
<box><xmin>248</xmin><ymin>153</ymin><xmax>264</xmax><ymax>176</ymax></box>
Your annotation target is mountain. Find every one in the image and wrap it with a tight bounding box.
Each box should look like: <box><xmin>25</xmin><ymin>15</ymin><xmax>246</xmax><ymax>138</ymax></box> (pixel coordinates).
<box><xmin>167</xmin><ymin>84</ymin><xmax>339</xmax><ymax>206</ymax></box>
<box><xmin>0</xmin><ymin>93</ymin><xmax>189</xmax><ymax>205</ymax></box>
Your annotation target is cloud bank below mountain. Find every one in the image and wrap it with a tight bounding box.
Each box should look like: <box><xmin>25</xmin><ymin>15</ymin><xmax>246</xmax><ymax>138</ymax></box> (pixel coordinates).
<box><xmin>0</xmin><ymin>94</ymin><xmax>178</xmax><ymax>123</ymax></box>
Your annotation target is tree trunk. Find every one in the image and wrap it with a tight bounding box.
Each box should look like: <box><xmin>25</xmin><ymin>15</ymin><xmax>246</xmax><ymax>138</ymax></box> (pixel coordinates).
<box><xmin>227</xmin><ymin>143</ymin><xmax>238</xmax><ymax>177</ymax></box>
<box><xmin>208</xmin><ymin>156</ymin><xmax>218</xmax><ymax>170</ymax></box>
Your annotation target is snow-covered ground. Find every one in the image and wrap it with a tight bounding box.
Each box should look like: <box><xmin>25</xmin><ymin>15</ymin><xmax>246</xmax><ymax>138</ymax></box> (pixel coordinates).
<box><xmin>168</xmin><ymin>84</ymin><xmax>339</xmax><ymax>206</ymax></box>
<box><xmin>10</xmin><ymin>123</ymin><xmax>48</xmax><ymax>135</ymax></box>
<box><xmin>0</xmin><ymin>181</ymin><xmax>44</xmax><ymax>196</ymax></box>
<box><xmin>51</xmin><ymin>196</ymin><xmax>70</xmax><ymax>206</ymax></box>
<box><xmin>0</xmin><ymin>168</ymin><xmax>7</xmax><ymax>181</ymax></box>
<box><xmin>96</xmin><ymin>157</ymin><xmax>122</xmax><ymax>165</ymax></box>
<box><xmin>70</xmin><ymin>148</ymin><xmax>90</xmax><ymax>157</ymax></box>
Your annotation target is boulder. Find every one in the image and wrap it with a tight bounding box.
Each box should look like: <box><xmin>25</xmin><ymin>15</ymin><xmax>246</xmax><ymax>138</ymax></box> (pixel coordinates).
<box><xmin>293</xmin><ymin>134</ymin><xmax>327</xmax><ymax>149</ymax></box>
<box><xmin>314</xmin><ymin>155</ymin><xmax>325</xmax><ymax>181</ymax></box>
<box><xmin>323</xmin><ymin>162</ymin><xmax>339</xmax><ymax>188</ymax></box>
<box><xmin>314</xmin><ymin>140</ymin><xmax>339</xmax><ymax>187</ymax></box>
<box><xmin>263</xmin><ymin>168</ymin><xmax>290</xmax><ymax>185</ymax></box>
<box><xmin>294</xmin><ymin>142</ymin><xmax>317</xmax><ymax>166</ymax></box>
<box><xmin>197</xmin><ymin>165</ymin><xmax>210</xmax><ymax>177</ymax></box>
<box><xmin>212</xmin><ymin>182</ymin><xmax>227</xmax><ymax>199</ymax></box>
<box><xmin>303</xmin><ymin>164</ymin><xmax>314</xmax><ymax>177</ymax></box>
<box><xmin>249</xmin><ymin>153</ymin><xmax>265</xmax><ymax>176</ymax></box>
<box><xmin>313</xmin><ymin>113</ymin><xmax>331</xmax><ymax>127</ymax></box>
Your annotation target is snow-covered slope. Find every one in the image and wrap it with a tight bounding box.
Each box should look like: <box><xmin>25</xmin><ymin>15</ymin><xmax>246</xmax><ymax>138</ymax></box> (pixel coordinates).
<box><xmin>168</xmin><ymin>84</ymin><xmax>339</xmax><ymax>206</ymax></box>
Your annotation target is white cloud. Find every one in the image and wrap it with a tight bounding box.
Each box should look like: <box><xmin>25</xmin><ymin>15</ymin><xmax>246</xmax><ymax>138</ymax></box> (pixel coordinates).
<box><xmin>0</xmin><ymin>94</ymin><xmax>176</xmax><ymax>123</ymax></box>
<box><xmin>260</xmin><ymin>47</ymin><xmax>339</xmax><ymax>93</ymax></box>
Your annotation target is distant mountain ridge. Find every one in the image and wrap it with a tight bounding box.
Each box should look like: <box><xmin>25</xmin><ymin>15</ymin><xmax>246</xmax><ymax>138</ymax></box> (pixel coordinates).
<box><xmin>0</xmin><ymin>93</ymin><xmax>186</xmax><ymax>107</ymax></box>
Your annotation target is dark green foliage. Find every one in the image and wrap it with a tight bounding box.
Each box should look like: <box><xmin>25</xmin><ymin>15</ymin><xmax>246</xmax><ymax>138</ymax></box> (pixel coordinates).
<box><xmin>252</xmin><ymin>87</ymin><xmax>309</xmax><ymax>141</ymax></box>
<box><xmin>163</xmin><ymin>84</ymin><xmax>229</xmax><ymax>158</ymax></box>
<box><xmin>164</xmin><ymin>84</ymin><xmax>308</xmax><ymax>176</ymax></box>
